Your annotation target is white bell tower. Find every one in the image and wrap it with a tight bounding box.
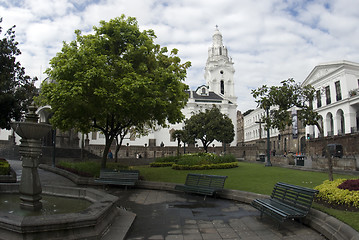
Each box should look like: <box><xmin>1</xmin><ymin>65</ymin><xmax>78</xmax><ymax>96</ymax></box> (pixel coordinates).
<box><xmin>204</xmin><ymin>26</ymin><xmax>237</xmax><ymax>104</ymax></box>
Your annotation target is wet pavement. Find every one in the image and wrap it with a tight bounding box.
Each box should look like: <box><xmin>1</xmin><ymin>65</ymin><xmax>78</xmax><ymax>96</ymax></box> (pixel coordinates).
<box><xmin>8</xmin><ymin>160</ymin><xmax>327</xmax><ymax>240</ymax></box>
<box><xmin>109</xmin><ymin>188</ymin><xmax>326</xmax><ymax>240</ymax></box>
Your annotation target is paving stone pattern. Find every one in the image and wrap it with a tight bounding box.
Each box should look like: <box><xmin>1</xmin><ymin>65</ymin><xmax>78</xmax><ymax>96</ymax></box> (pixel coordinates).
<box><xmin>110</xmin><ymin>188</ymin><xmax>327</xmax><ymax>240</ymax></box>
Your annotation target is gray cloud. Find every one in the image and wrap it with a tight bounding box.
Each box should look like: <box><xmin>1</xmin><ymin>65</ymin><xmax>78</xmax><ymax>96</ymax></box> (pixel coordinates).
<box><xmin>1</xmin><ymin>0</ymin><xmax>358</xmax><ymax>112</ymax></box>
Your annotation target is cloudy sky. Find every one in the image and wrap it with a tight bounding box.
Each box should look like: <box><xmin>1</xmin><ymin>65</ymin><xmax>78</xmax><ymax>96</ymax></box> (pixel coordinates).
<box><xmin>1</xmin><ymin>0</ymin><xmax>359</xmax><ymax>112</ymax></box>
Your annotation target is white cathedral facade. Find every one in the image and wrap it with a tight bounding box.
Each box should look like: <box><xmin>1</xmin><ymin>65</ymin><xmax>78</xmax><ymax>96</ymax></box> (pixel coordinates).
<box><xmin>87</xmin><ymin>27</ymin><xmax>238</xmax><ymax>148</ymax></box>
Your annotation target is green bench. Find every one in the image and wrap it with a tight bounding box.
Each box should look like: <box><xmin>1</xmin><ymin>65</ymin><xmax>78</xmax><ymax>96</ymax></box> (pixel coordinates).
<box><xmin>175</xmin><ymin>173</ymin><xmax>227</xmax><ymax>199</ymax></box>
<box><xmin>95</xmin><ymin>169</ymin><xmax>139</xmax><ymax>189</ymax></box>
<box><xmin>251</xmin><ymin>182</ymin><xmax>319</xmax><ymax>225</ymax></box>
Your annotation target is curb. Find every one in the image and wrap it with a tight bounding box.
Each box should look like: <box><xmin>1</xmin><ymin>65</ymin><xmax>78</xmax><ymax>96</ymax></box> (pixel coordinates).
<box><xmin>40</xmin><ymin>165</ymin><xmax>359</xmax><ymax>240</ymax></box>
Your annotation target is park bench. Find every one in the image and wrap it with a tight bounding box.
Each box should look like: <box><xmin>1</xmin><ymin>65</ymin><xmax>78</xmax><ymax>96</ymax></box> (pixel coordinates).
<box><xmin>175</xmin><ymin>173</ymin><xmax>227</xmax><ymax>199</ymax></box>
<box><xmin>95</xmin><ymin>169</ymin><xmax>139</xmax><ymax>189</ymax></box>
<box><xmin>251</xmin><ymin>182</ymin><xmax>319</xmax><ymax>225</ymax></box>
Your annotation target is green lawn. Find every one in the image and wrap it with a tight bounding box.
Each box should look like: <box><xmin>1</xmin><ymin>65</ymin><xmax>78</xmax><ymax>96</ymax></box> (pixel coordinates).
<box><xmin>134</xmin><ymin>162</ymin><xmax>359</xmax><ymax>231</ymax></box>
<box><xmin>136</xmin><ymin>162</ymin><xmax>357</xmax><ymax>194</ymax></box>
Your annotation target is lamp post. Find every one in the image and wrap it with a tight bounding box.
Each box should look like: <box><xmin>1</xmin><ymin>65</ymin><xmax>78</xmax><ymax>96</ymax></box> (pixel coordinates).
<box><xmin>265</xmin><ymin>107</ymin><xmax>272</xmax><ymax>167</ymax></box>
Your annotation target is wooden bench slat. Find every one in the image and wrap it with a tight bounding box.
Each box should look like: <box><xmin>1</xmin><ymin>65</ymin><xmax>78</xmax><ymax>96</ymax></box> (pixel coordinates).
<box><xmin>95</xmin><ymin>169</ymin><xmax>139</xmax><ymax>187</ymax></box>
<box><xmin>251</xmin><ymin>182</ymin><xmax>318</xmax><ymax>224</ymax></box>
<box><xmin>175</xmin><ymin>173</ymin><xmax>227</xmax><ymax>197</ymax></box>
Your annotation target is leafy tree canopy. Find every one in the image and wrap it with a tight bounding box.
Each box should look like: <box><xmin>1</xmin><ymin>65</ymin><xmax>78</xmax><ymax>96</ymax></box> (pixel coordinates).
<box><xmin>184</xmin><ymin>106</ymin><xmax>234</xmax><ymax>152</ymax></box>
<box><xmin>38</xmin><ymin>15</ymin><xmax>191</xmax><ymax>168</ymax></box>
<box><xmin>0</xmin><ymin>18</ymin><xmax>36</xmax><ymax>129</ymax></box>
<box><xmin>251</xmin><ymin>78</ymin><xmax>323</xmax><ymax>133</ymax></box>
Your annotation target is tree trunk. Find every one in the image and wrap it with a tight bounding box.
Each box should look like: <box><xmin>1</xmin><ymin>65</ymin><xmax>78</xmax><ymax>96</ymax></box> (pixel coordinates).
<box><xmin>101</xmin><ymin>144</ymin><xmax>110</xmax><ymax>169</ymax></box>
<box><xmin>177</xmin><ymin>139</ymin><xmax>180</xmax><ymax>156</ymax></box>
<box><xmin>115</xmin><ymin>136</ymin><xmax>123</xmax><ymax>163</ymax></box>
<box><xmin>101</xmin><ymin>135</ymin><xmax>114</xmax><ymax>169</ymax></box>
<box><xmin>316</xmin><ymin>123</ymin><xmax>324</xmax><ymax>137</ymax></box>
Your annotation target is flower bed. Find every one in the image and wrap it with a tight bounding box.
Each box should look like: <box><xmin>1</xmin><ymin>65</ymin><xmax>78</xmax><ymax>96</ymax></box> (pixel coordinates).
<box><xmin>315</xmin><ymin>179</ymin><xmax>359</xmax><ymax>209</ymax></box>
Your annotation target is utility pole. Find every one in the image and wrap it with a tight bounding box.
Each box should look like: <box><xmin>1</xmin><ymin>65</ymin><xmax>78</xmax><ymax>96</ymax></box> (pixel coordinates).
<box><xmin>265</xmin><ymin>107</ymin><xmax>272</xmax><ymax>167</ymax></box>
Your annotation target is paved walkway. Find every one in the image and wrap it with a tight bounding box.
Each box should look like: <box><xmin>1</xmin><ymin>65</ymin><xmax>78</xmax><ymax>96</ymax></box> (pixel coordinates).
<box><xmin>8</xmin><ymin>160</ymin><xmax>327</xmax><ymax>240</ymax></box>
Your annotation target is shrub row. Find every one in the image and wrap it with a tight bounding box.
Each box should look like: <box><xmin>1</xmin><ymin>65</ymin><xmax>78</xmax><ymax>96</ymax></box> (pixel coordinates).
<box><xmin>150</xmin><ymin>153</ymin><xmax>237</xmax><ymax>170</ymax></box>
<box><xmin>150</xmin><ymin>162</ymin><xmax>175</xmax><ymax>167</ymax></box>
<box><xmin>172</xmin><ymin>162</ymin><xmax>238</xmax><ymax>170</ymax></box>
<box><xmin>315</xmin><ymin>179</ymin><xmax>359</xmax><ymax>209</ymax></box>
<box><xmin>57</xmin><ymin>161</ymin><xmax>130</xmax><ymax>177</ymax></box>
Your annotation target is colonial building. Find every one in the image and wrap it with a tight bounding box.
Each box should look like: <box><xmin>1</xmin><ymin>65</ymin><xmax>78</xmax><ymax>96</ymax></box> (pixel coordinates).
<box><xmin>302</xmin><ymin>60</ymin><xmax>359</xmax><ymax>139</ymax></box>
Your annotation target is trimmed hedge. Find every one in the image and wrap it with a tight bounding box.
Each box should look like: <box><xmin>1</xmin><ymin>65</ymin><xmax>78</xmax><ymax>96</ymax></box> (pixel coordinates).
<box><xmin>172</xmin><ymin>162</ymin><xmax>238</xmax><ymax>170</ymax></box>
<box><xmin>315</xmin><ymin>179</ymin><xmax>359</xmax><ymax>209</ymax></box>
<box><xmin>57</xmin><ymin>161</ymin><xmax>130</xmax><ymax>178</ymax></box>
<box><xmin>150</xmin><ymin>162</ymin><xmax>175</xmax><ymax>167</ymax></box>
<box><xmin>150</xmin><ymin>153</ymin><xmax>238</xmax><ymax>170</ymax></box>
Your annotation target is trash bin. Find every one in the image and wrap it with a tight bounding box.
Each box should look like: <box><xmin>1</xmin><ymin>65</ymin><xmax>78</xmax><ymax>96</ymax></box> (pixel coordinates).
<box><xmin>296</xmin><ymin>156</ymin><xmax>305</xmax><ymax>166</ymax></box>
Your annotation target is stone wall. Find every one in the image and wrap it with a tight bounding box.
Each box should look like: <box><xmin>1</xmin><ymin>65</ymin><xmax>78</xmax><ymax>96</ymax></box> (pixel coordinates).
<box><xmin>311</xmin><ymin>156</ymin><xmax>358</xmax><ymax>171</ymax></box>
<box><xmin>307</xmin><ymin>133</ymin><xmax>359</xmax><ymax>157</ymax></box>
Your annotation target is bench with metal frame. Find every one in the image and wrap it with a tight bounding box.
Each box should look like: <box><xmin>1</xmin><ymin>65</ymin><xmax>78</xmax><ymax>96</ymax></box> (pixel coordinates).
<box><xmin>175</xmin><ymin>173</ymin><xmax>227</xmax><ymax>199</ymax></box>
<box><xmin>251</xmin><ymin>182</ymin><xmax>319</xmax><ymax>225</ymax></box>
<box><xmin>95</xmin><ymin>169</ymin><xmax>139</xmax><ymax>189</ymax></box>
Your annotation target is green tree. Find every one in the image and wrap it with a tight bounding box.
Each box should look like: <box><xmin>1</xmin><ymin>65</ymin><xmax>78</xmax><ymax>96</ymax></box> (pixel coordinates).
<box><xmin>184</xmin><ymin>106</ymin><xmax>234</xmax><ymax>153</ymax></box>
<box><xmin>39</xmin><ymin>15</ymin><xmax>190</xmax><ymax>169</ymax></box>
<box><xmin>251</xmin><ymin>78</ymin><xmax>334</xmax><ymax>179</ymax></box>
<box><xmin>251</xmin><ymin>78</ymin><xmax>323</xmax><ymax>134</ymax></box>
<box><xmin>0</xmin><ymin>18</ymin><xmax>36</xmax><ymax>129</ymax></box>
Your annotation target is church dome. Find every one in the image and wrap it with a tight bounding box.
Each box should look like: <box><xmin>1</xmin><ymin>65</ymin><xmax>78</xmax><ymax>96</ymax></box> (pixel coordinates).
<box><xmin>212</xmin><ymin>26</ymin><xmax>223</xmax><ymax>47</ymax></box>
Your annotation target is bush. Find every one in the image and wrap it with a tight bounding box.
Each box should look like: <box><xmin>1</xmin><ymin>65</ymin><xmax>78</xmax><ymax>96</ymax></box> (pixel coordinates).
<box><xmin>172</xmin><ymin>162</ymin><xmax>238</xmax><ymax>170</ymax></box>
<box><xmin>0</xmin><ymin>159</ymin><xmax>10</xmax><ymax>175</ymax></box>
<box><xmin>315</xmin><ymin>179</ymin><xmax>359</xmax><ymax>209</ymax></box>
<box><xmin>150</xmin><ymin>153</ymin><xmax>237</xmax><ymax>170</ymax></box>
<box><xmin>338</xmin><ymin>179</ymin><xmax>359</xmax><ymax>191</ymax></box>
<box><xmin>153</xmin><ymin>153</ymin><xmax>236</xmax><ymax>170</ymax></box>
<box><xmin>154</xmin><ymin>156</ymin><xmax>180</xmax><ymax>163</ymax></box>
<box><xmin>150</xmin><ymin>162</ymin><xmax>175</xmax><ymax>167</ymax></box>
<box><xmin>57</xmin><ymin>161</ymin><xmax>129</xmax><ymax>178</ymax></box>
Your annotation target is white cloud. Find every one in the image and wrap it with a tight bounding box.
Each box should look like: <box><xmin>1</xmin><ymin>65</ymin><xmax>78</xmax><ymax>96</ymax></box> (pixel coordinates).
<box><xmin>1</xmin><ymin>0</ymin><xmax>359</xmax><ymax>112</ymax></box>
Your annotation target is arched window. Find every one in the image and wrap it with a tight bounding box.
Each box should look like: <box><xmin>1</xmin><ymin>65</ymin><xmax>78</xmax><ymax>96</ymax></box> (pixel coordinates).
<box><xmin>201</xmin><ymin>87</ymin><xmax>206</xmax><ymax>95</ymax></box>
<box><xmin>326</xmin><ymin>112</ymin><xmax>334</xmax><ymax>136</ymax></box>
<box><xmin>336</xmin><ymin>109</ymin><xmax>345</xmax><ymax>135</ymax></box>
<box><xmin>220</xmin><ymin>80</ymin><xmax>224</xmax><ymax>94</ymax></box>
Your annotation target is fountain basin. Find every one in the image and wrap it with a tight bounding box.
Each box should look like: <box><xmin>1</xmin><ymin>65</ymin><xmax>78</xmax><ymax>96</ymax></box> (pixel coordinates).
<box><xmin>10</xmin><ymin>122</ymin><xmax>52</xmax><ymax>140</ymax></box>
<box><xmin>0</xmin><ymin>184</ymin><xmax>119</xmax><ymax>240</ymax></box>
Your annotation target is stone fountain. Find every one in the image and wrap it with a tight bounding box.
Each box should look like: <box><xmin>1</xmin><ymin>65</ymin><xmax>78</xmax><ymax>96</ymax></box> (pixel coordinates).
<box><xmin>11</xmin><ymin>104</ymin><xmax>52</xmax><ymax>210</ymax></box>
<box><xmin>0</xmin><ymin>104</ymin><xmax>126</xmax><ymax>240</ymax></box>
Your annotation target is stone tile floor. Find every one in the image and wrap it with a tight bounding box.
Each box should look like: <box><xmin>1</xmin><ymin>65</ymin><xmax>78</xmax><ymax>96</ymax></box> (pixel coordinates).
<box><xmin>109</xmin><ymin>188</ymin><xmax>327</xmax><ymax>240</ymax></box>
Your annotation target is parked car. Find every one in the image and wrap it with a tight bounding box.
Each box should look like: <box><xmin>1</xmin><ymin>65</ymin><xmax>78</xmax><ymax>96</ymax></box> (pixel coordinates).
<box><xmin>322</xmin><ymin>144</ymin><xmax>343</xmax><ymax>158</ymax></box>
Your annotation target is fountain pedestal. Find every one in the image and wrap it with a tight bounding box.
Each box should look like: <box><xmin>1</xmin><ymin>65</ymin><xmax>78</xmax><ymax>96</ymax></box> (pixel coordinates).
<box><xmin>11</xmin><ymin>104</ymin><xmax>52</xmax><ymax>211</ymax></box>
<box><xmin>18</xmin><ymin>139</ymin><xmax>43</xmax><ymax>210</ymax></box>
